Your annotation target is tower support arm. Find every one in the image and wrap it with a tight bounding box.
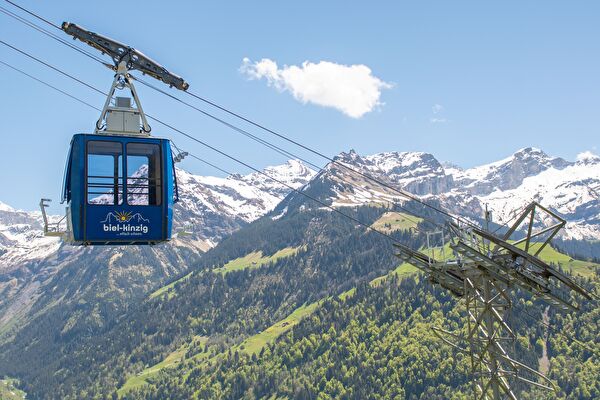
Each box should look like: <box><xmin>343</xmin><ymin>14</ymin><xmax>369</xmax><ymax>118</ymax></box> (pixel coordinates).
<box><xmin>62</xmin><ymin>22</ymin><xmax>189</xmax><ymax>91</ymax></box>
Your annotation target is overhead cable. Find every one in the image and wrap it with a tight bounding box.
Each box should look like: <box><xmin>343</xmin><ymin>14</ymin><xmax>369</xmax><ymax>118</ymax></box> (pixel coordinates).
<box><xmin>1</xmin><ymin>0</ymin><xmax>463</xmax><ymax>231</ymax></box>
<box><xmin>0</xmin><ymin>5</ymin><xmax>431</xmax><ymax>229</ymax></box>
<box><xmin>0</xmin><ymin>57</ymin><xmax>422</xmax><ymax>246</ymax></box>
<box><xmin>0</xmin><ymin>34</ymin><xmax>433</xmax><ymax>230</ymax></box>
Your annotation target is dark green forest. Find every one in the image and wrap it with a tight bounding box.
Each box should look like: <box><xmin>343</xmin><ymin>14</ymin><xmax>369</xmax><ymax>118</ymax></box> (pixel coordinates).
<box><xmin>0</xmin><ymin>203</ymin><xmax>597</xmax><ymax>399</ymax></box>
<box><xmin>121</xmin><ymin>273</ymin><xmax>599</xmax><ymax>400</ymax></box>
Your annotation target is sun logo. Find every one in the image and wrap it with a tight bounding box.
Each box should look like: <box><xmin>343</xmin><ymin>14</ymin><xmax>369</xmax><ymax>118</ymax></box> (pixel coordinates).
<box><xmin>115</xmin><ymin>211</ymin><xmax>132</xmax><ymax>222</ymax></box>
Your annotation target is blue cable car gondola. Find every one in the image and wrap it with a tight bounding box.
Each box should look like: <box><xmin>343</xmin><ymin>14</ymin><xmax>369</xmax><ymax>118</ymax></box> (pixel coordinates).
<box><xmin>40</xmin><ymin>22</ymin><xmax>189</xmax><ymax>245</ymax></box>
<box><xmin>60</xmin><ymin>134</ymin><xmax>178</xmax><ymax>245</ymax></box>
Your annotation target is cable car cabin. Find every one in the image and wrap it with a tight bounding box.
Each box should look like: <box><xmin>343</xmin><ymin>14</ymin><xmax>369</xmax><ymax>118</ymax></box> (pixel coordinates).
<box><xmin>61</xmin><ymin>134</ymin><xmax>178</xmax><ymax>245</ymax></box>
<box><xmin>37</xmin><ymin>22</ymin><xmax>190</xmax><ymax>245</ymax></box>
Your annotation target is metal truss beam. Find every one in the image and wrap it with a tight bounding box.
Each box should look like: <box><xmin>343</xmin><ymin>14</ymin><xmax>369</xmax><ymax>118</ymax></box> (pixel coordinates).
<box><xmin>394</xmin><ymin>201</ymin><xmax>591</xmax><ymax>400</ymax></box>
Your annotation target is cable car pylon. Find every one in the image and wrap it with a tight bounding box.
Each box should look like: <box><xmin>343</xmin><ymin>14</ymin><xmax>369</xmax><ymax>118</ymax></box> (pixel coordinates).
<box><xmin>40</xmin><ymin>22</ymin><xmax>188</xmax><ymax>245</ymax></box>
<box><xmin>395</xmin><ymin>202</ymin><xmax>593</xmax><ymax>400</ymax></box>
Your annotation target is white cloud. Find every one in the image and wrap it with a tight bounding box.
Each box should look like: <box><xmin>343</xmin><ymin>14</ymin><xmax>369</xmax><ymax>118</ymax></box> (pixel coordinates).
<box><xmin>432</xmin><ymin>104</ymin><xmax>444</xmax><ymax>114</ymax></box>
<box><xmin>240</xmin><ymin>57</ymin><xmax>392</xmax><ymax>118</ymax></box>
<box><xmin>430</xmin><ymin>117</ymin><xmax>448</xmax><ymax>124</ymax></box>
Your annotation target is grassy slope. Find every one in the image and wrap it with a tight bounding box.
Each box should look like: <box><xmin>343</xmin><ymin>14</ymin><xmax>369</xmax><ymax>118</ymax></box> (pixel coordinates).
<box><xmin>120</xmin><ymin>247</ymin><xmax>303</xmax><ymax>394</ymax></box>
<box><xmin>237</xmin><ymin>302</ymin><xmax>322</xmax><ymax>355</ymax></box>
<box><xmin>120</xmin><ymin>260</ymin><xmax>419</xmax><ymax>395</ymax></box>
<box><xmin>118</xmin><ymin>336</ymin><xmax>207</xmax><ymax>394</ymax></box>
<box><xmin>370</xmin><ymin>211</ymin><xmax>422</xmax><ymax>233</ymax></box>
<box><xmin>213</xmin><ymin>247</ymin><xmax>301</xmax><ymax>274</ymax></box>
<box><xmin>370</xmin><ymin>263</ymin><xmax>420</xmax><ymax>287</ymax></box>
<box><xmin>119</xmin><ymin>242</ymin><xmax>596</xmax><ymax>396</ymax></box>
<box><xmin>0</xmin><ymin>379</ymin><xmax>26</xmax><ymax>400</ymax></box>
<box><xmin>149</xmin><ymin>271</ymin><xmax>194</xmax><ymax>300</ymax></box>
<box><xmin>407</xmin><ymin>240</ymin><xmax>598</xmax><ymax>277</ymax></box>
<box><xmin>118</xmin><ymin>302</ymin><xmax>319</xmax><ymax>395</ymax></box>
<box><xmin>148</xmin><ymin>241</ymin><xmax>597</xmax><ymax>303</ymax></box>
<box><xmin>521</xmin><ymin>242</ymin><xmax>599</xmax><ymax>278</ymax></box>
<box><xmin>149</xmin><ymin>247</ymin><xmax>303</xmax><ymax>300</ymax></box>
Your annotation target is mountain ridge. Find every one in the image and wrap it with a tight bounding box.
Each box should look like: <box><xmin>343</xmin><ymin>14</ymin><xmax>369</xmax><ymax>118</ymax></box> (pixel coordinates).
<box><xmin>0</xmin><ymin>147</ymin><xmax>598</xmax><ymax>399</ymax></box>
<box><xmin>1</xmin><ymin>146</ymin><xmax>598</xmax><ymax>330</ymax></box>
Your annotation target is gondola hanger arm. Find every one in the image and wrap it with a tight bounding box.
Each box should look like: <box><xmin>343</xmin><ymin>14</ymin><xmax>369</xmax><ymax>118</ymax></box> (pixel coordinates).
<box><xmin>61</xmin><ymin>22</ymin><xmax>189</xmax><ymax>91</ymax></box>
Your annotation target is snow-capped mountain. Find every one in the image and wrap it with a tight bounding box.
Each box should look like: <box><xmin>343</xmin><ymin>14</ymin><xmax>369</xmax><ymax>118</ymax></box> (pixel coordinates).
<box><xmin>0</xmin><ymin>160</ymin><xmax>315</xmax><ymax>326</ymax></box>
<box><xmin>473</xmin><ymin>151</ymin><xmax>600</xmax><ymax>239</ymax></box>
<box><xmin>307</xmin><ymin>147</ymin><xmax>599</xmax><ymax>240</ymax></box>
<box><xmin>0</xmin><ymin>160</ymin><xmax>315</xmax><ymax>269</ymax></box>
<box><xmin>1</xmin><ymin>147</ymin><xmax>598</xmax><ymax>331</ymax></box>
<box><xmin>0</xmin><ymin>204</ymin><xmax>62</xmax><ymax>271</ymax></box>
<box><xmin>363</xmin><ymin>151</ymin><xmax>454</xmax><ymax>195</ymax></box>
<box><xmin>176</xmin><ymin>159</ymin><xmax>315</xmax><ymax>229</ymax></box>
<box><xmin>448</xmin><ymin>147</ymin><xmax>571</xmax><ymax>195</ymax></box>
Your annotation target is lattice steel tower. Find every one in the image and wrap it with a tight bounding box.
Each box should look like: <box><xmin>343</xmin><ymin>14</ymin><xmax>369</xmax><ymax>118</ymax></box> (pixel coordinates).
<box><xmin>395</xmin><ymin>202</ymin><xmax>592</xmax><ymax>400</ymax></box>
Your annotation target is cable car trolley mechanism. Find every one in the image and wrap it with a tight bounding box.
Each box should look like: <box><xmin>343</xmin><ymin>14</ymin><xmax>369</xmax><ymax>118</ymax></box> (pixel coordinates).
<box><xmin>40</xmin><ymin>22</ymin><xmax>189</xmax><ymax>245</ymax></box>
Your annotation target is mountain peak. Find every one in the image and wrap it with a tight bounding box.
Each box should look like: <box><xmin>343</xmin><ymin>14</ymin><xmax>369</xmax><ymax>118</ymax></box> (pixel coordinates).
<box><xmin>511</xmin><ymin>146</ymin><xmax>569</xmax><ymax>167</ymax></box>
<box><xmin>364</xmin><ymin>151</ymin><xmax>445</xmax><ymax>176</ymax></box>
<box><xmin>513</xmin><ymin>146</ymin><xmax>544</xmax><ymax>159</ymax></box>
<box><xmin>244</xmin><ymin>160</ymin><xmax>315</xmax><ymax>186</ymax></box>
<box><xmin>576</xmin><ymin>151</ymin><xmax>600</xmax><ymax>165</ymax></box>
<box><xmin>515</xmin><ymin>146</ymin><xmax>543</xmax><ymax>154</ymax></box>
<box><xmin>333</xmin><ymin>149</ymin><xmax>364</xmax><ymax>165</ymax></box>
<box><xmin>264</xmin><ymin>159</ymin><xmax>314</xmax><ymax>176</ymax></box>
<box><xmin>0</xmin><ymin>201</ymin><xmax>15</xmax><ymax>212</ymax></box>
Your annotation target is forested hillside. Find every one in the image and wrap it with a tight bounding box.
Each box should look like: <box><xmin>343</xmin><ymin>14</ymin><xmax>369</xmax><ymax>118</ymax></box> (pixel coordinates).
<box><xmin>1</xmin><ymin>197</ymin><xmax>596</xmax><ymax>399</ymax></box>
<box><xmin>123</xmin><ymin>273</ymin><xmax>599</xmax><ymax>400</ymax></box>
<box><xmin>1</xmin><ymin>155</ymin><xmax>598</xmax><ymax>399</ymax></box>
<box><xmin>0</xmin><ymin>204</ymin><xmax>427</xmax><ymax>398</ymax></box>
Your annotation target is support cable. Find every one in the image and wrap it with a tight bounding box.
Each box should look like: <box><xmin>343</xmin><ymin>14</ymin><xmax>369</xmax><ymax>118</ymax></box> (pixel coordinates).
<box><xmin>0</xmin><ymin>39</ymin><xmax>106</xmax><ymax>96</ymax></box>
<box><xmin>0</xmin><ymin>5</ymin><xmax>108</xmax><ymax>66</ymax></box>
<box><xmin>183</xmin><ymin>86</ymin><xmax>474</xmax><ymax>228</ymax></box>
<box><xmin>0</xmin><ymin>35</ymin><xmax>432</xmax><ymax>230</ymax></box>
<box><xmin>135</xmin><ymin>76</ymin><xmax>431</xmax><ymax>229</ymax></box>
<box><xmin>133</xmin><ymin>76</ymin><xmax>321</xmax><ymax>170</ymax></box>
<box><xmin>1</xmin><ymin>0</ymin><xmax>467</xmax><ymax>231</ymax></box>
<box><xmin>0</xmin><ymin>59</ymin><xmax>100</xmax><ymax>110</ymax></box>
<box><xmin>3</xmin><ymin>0</ymin><xmax>59</xmax><ymax>29</ymax></box>
<box><xmin>0</xmin><ymin>57</ymin><xmax>421</xmax><ymax>246</ymax></box>
<box><xmin>146</xmin><ymin>112</ymin><xmax>419</xmax><ymax>244</ymax></box>
<box><xmin>172</xmin><ymin>142</ymin><xmax>232</xmax><ymax>176</ymax></box>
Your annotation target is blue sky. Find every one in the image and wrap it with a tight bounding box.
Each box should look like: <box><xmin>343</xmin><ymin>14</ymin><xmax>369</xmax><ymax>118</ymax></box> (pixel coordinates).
<box><xmin>0</xmin><ymin>1</ymin><xmax>598</xmax><ymax>212</ymax></box>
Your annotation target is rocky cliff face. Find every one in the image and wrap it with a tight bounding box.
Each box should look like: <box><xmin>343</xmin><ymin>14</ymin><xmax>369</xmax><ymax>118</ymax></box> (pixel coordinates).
<box><xmin>331</xmin><ymin>150</ymin><xmax>454</xmax><ymax>196</ymax></box>
<box><xmin>285</xmin><ymin>147</ymin><xmax>600</xmax><ymax>241</ymax></box>
<box><xmin>448</xmin><ymin>147</ymin><xmax>571</xmax><ymax>195</ymax></box>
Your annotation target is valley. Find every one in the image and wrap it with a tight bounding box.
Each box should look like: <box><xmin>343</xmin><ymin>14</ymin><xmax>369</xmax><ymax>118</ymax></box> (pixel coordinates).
<box><xmin>0</xmin><ymin>148</ymin><xmax>598</xmax><ymax>399</ymax></box>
